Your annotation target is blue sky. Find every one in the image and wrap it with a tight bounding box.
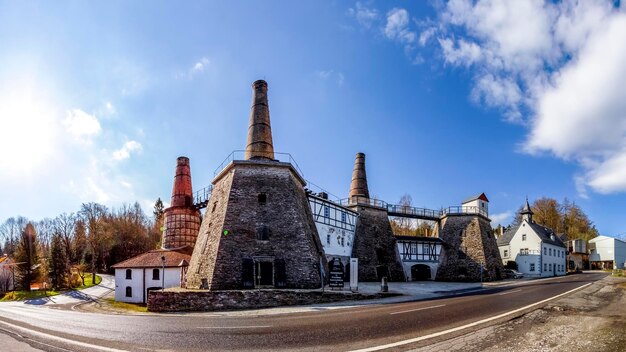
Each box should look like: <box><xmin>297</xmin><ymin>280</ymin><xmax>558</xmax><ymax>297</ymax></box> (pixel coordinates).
<box><xmin>1</xmin><ymin>1</ymin><xmax>626</xmax><ymax>235</ymax></box>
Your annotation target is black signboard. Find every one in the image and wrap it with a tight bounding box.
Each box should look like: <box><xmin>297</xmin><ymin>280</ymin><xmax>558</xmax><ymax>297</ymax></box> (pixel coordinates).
<box><xmin>329</xmin><ymin>258</ymin><xmax>344</xmax><ymax>289</ymax></box>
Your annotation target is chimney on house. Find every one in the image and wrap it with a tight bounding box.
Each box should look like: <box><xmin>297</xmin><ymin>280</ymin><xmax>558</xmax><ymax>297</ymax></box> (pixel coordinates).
<box><xmin>245</xmin><ymin>79</ymin><xmax>275</xmax><ymax>161</ymax></box>
<box><xmin>171</xmin><ymin>156</ymin><xmax>194</xmax><ymax>208</ymax></box>
<box><xmin>349</xmin><ymin>152</ymin><xmax>370</xmax><ymax>200</ymax></box>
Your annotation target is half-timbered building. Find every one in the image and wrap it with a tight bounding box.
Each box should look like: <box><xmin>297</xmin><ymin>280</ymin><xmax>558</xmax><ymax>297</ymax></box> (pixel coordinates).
<box><xmin>395</xmin><ymin>236</ymin><xmax>443</xmax><ymax>281</ymax></box>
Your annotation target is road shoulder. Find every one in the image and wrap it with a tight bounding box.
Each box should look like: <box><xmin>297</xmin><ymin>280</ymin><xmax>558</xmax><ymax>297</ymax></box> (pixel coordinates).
<box><xmin>410</xmin><ymin>274</ymin><xmax>626</xmax><ymax>352</ymax></box>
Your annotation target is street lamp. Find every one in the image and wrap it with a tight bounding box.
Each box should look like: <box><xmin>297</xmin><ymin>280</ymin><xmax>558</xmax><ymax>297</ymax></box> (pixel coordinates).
<box><xmin>161</xmin><ymin>256</ymin><xmax>165</xmax><ymax>292</ymax></box>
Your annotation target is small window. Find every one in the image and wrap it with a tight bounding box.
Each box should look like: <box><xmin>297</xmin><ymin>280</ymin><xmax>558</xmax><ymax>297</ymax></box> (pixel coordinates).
<box><xmin>125</xmin><ymin>286</ymin><xmax>132</xmax><ymax>297</ymax></box>
<box><xmin>549</xmin><ymin>263</ymin><xmax>552</xmax><ymax>271</ymax></box>
<box><xmin>326</xmin><ymin>234</ymin><xmax>331</xmax><ymax>245</ymax></box>
<box><xmin>125</xmin><ymin>269</ymin><xmax>132</xmax><ymax>280</ymax></box>
<box><xmin>256</xmin><ymin>226</ymin><xmax>271</xmax><ymax>241</ymax></box>
<box><xmin>341</xmin><ymin>237</ymin><xmax>345</xmax><ymax>247</ymax></box>
<box><xmin>543</xmin><ymin>247</ymin><xmax>547</xmax><ymax>255</ymax></box>
<box><xmin>544</xmin><ymin>263</ymin><xmax>547</xmax><ymax>271</ymax></box>
<box><xmin>341</xmin><ymin>212</ymin><xmax>346</xmax><ymax>222</ymax></box>
<box><xmin>549</xmin><ymin>248</ymin><xmax>552</xmax><ymax>256</ymax></box>
<box><xmin>152</xmin><ymin>268</ymin><xmax>160</xmax><ymax>280</ymax></box>
<box><xmin>324</xmin><ymin>206</ymin><xmax>330</xmax><ymax>217</ymax></box>
<box><xmin>212</xmin><ymin>201</ymin><xmax>218</xmax><ymax>213</ymax></box>
<box><xmin>522</xmin><ymin>234</ymin><xmax>526</xmax><ymax>241</ymax></box>
<box><xmin>530</xmin><ymin>263</ymin><xmax>535</xmax><ymax>271</ymax></box>
<box><xmin>258</xmin><ymin>193</ymin><xmax>267</xmax><ymax>204</ymax></box>
<box><xmin>503</xmin><ymin>250</ymin><xmax>508</xmax><ymax>258</ymax></box>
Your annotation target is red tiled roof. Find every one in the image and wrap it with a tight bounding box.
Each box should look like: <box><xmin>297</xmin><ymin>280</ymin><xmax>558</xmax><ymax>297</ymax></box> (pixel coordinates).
<box><xmin>111</xmin><ymin>249</ymin><xmax>191</xmax><ymax>269</ymax></box>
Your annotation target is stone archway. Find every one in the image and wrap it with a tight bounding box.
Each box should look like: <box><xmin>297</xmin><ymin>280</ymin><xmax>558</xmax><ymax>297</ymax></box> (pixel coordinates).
<box><xmin>410</xmin><ymin>264</ymin><xmax>431</xmax><ymax>281</ymax></box>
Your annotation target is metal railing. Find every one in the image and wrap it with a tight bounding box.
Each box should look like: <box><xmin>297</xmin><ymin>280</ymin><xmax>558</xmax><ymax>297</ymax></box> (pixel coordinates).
<box><xmin>193</xmin><ymin>185</ymin><xmax>213</xmax><ymax>209</ymax></box>
<box><xmin>441</xmin><ymin>206</ymin><xmax>488</xmax><ymax>217</ymax></box>
<box><xmin>387</xmin><ymin>204</ymin><xmax>442</xmax><ymax>219</ymax></box>
<box><xmin>338</xmin><ymin>196</ymin><xmax>389</xmax><ymax>209</ymax></box>
<box><xmin>518</xmin><ymin>249</ymin><xmax>541</xmax><ymax>256</ymax></box>
<box><xmin>213</xmin><ymin>150</ymin><xmax>305</xmax><ymax>177</ymax></box>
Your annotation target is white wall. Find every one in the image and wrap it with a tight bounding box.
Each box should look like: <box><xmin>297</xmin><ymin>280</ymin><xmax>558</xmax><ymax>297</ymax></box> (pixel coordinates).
<box><xmin>590</xmin><ymin>236</ymin><xmax>626</xmax><ymax>269</ymax></box>
<box><xmin>308</xmin><ymin>197</ymin><xmax>357</xmax><ymax>260</ymax></box>
<box><xmin>462</xmin><ymin>199</ymin><xmax>488</xmax><ymax>216</ymax></box>
<box><xmin>396</xmin><ymin>240</ymin><xmax>442</xmax><ymax>281</ymax></box>
<box><xmin>115</xmin><ymin>267</ymin><xmax>183</xmax><ymax>304</ymax></box>
<box><xmin>499</xmin><ymin>220</ymin><xmax>566</xmax><ymax>277</ymax></box>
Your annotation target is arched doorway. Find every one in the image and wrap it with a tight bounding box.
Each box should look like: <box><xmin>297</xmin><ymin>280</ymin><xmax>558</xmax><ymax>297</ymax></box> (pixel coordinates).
<box><xmin>410</xmin><ymin>264</ymin><xmax>431</xmax><ymax>281</ymax></box>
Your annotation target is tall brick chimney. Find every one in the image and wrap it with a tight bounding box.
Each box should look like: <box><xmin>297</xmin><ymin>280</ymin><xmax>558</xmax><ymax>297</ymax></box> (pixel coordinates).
<box><xmin>162</xmin><ymin>156</ymin><xmax>201</xmax><ymax>251</ymax></box>
<box><xmin>349</xmin><ymin>152</ymin><xmax>370</xmax><ymax>199</ymax></box>
<box><xmin>171</xmin><ymin>156</ymin><xmax>193</xmax><ymax>207</ymax></box>
<box><xmin>245</xmin><ymin>79</ymin><xmax>275</xmax><ymax>161</ymax></box>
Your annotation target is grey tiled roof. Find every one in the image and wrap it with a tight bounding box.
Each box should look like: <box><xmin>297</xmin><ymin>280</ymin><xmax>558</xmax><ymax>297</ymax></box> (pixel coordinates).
<box><xmin>497</xmin><ymin>224</ymin><xmax>520</xmax><ymax>246</ymax></box>
<box><xmin>497</xmin><ymin>221</ymin><xmax>566</xmax><ymax>248</ymax></box>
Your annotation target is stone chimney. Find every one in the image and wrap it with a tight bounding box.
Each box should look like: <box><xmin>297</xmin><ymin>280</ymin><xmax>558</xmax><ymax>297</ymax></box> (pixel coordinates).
<box><xmin>171</xmin><ymin>156</ymin><xmax>194</xmax><ymax>208</ymax></box>
<box><xmin>245</xmin><ymin>79</ymin><xmax>275</xmax><ymax>161</ymax></box>
<box><xmin>162</xmin><ymin>156</ymin><xmax>202</xmax><ymax>251</ymax></box>
<box><xmin>349</xmin><ymin>152</ymin><xmax>370</xmax><ymax>199</ymax></box>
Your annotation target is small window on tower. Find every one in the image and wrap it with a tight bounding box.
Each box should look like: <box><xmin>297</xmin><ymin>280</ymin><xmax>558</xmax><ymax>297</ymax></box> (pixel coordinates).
<box><xmin>256</xmin><ymin>226</ymin><xmax>271</xmax><ymax>241</ymax></box>
<box><xmin>258</xmin><ymin>193</ymin><xmax>267</xmax><ymax>204</ymax></box>
<box><xmin>212</xmin><ymin>201</ymin><xmax>218</xmax><ymax>213</ymax></box>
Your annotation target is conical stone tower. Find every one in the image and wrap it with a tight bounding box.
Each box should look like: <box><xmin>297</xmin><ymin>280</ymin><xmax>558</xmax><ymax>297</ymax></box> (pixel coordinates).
<box><xmin>435</xmin><ymin>212</ymin><xmax>504</xmax><ymax>282</ymax></box>
<box><xmin>186</xmin><ymin>80</ymin><xmax>326</xmax><ymax>290</ymax></box>
<box><xmin>162</xmin><ymin>156</ymin><xmax>202</xmax><ymax>253</ymax></box>
<box><xmin>346</xmin><ymin>153</ymin><xmax>405</xmax><ymax>282</ymax></box>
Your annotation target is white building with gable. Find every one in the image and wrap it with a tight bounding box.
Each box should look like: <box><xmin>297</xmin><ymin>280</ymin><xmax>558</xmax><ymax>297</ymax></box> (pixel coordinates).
<box><xmin>111</xmin><ymin>249</ymin><xmax>190</xmax><ymax>304</ymax></box>
<box><xmin>497</xmin><ymin>199</ymin><xmax>567</xmax><ymax>277</ymax></box>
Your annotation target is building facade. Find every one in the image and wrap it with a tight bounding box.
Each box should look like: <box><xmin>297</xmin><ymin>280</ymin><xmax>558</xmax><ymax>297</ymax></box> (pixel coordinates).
<box><xmin>497</xmin><ymin>200</ymin><xmax>567</xmax><ymax>277</ymax></box>
<box><xmin>395</xmin><ymin>236</ymin><xmax>443</xmax><ymax>281</ymax></box>
<box><xmin>589</xmin><ymin>235</ymin><xmax>626</xmax><ymax>270</ymax></box>
<box><xmin>112</xmin><ymin>249</ymin><xmax>190</xmax><ymax>304</ymax></box>
<box><xmin>308</xmin><ymin>192</ymin><xmax>357</xmax><ymax>274</ymax></box>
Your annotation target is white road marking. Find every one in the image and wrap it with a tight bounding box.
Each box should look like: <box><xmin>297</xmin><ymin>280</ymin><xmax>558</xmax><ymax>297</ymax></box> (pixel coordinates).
<box><xmin>497</xmin><ymin>289</ymin><xmax>522</xmax><ymax>296</ymax></box>
<box><xmin>0</xmin><ymin>320</ymin><xmax>128</xmax><ymax>352</ymax></box>
<box><xmin>389</xmin><ymin>304</ymin><xmax>446</xmax><ymax>315</ymax></box>
<box><xmin>350</xmin><ymin>282</ymin><xmax>592</xmax><ymax>352</ymax></box>
<box><xmin>196</xmin><ymin>325</ymin><xmax>272</xmax><ymax>329</ymax></box>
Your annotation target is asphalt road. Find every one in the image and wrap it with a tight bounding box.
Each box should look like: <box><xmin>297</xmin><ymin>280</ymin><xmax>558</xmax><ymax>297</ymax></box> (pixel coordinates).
<box><xmin>0</xmin><ymin>272</ymin><xmax>606</xmax><ymax>352</ymax></box>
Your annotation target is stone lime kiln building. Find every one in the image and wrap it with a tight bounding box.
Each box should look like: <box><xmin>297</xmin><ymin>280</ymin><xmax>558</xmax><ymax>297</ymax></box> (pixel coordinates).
<box><xmin>185</xmin><ymin>80</ymin><xmax>326</xmax><ymax>290</ymax></box>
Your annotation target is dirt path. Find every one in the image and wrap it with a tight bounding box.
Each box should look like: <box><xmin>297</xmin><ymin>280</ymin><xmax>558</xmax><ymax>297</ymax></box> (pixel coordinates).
<box><xmin>414</xmin><ymin>275</ymin><xmax>626</xmax><ymax>352</ymax></box>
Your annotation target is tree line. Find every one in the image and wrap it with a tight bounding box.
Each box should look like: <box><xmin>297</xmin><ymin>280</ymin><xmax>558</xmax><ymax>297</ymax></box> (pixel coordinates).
<box><xmin>0</xmin><ymin>200</ymin><xmax>164</xmax><ymax>292</ymax></box>
<box><xmin>510</xmin><ymin>197</ymin><xmax>598</xmax><ymax>241</ymax></box>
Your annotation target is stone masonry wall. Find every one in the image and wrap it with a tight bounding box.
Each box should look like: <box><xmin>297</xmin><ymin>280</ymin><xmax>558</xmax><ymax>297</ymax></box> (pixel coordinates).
<box><xmin>186</xmin><ymin>161</ymin><xmax>326</xmax><ymax>290</ymax></box>
<box><xmin>435</xmin><ymin>215</ymin><xmax>504</xmax><ymax>282</ymax></box>
<box><xmin>148</xmin><ymin>288</ymin><xmax>396</xmax><ymax>312</ymax></box>
<box><xmin>350</xmin><ymin>205</ymin><xmax>405</xmax><ymax>282</ymax></box>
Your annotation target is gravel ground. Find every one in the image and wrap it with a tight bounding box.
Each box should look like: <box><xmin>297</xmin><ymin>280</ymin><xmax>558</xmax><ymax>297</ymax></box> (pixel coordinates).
<box><xmin>413</xmin><ymin>275</ymin><xmax>626</xmax><ymax>352</ymax></box>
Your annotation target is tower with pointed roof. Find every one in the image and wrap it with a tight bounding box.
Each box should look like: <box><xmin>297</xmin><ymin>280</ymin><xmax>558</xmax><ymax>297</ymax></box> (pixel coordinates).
<box><xmin>521</xmin><ymin>198</ymin><xmax>534</xmax><ymax>223</ymax></box>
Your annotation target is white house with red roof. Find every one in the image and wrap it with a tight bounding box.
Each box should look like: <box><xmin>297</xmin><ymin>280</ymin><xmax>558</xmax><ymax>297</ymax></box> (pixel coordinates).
<box><xmin>111</xmin><ymin>249</ymin><xmax>190</xmax><ymax>304</ymax></box>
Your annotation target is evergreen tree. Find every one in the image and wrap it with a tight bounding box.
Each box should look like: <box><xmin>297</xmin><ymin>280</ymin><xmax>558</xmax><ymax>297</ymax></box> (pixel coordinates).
<box><xmin>48</xmin><ymin>233</ymin><xmax>68</xmax><ymax>289</ymax></box>
<box><xmin>14</xmin><ymin>223</ymin><xmax>39</xmax><ymax>291</ymax></box>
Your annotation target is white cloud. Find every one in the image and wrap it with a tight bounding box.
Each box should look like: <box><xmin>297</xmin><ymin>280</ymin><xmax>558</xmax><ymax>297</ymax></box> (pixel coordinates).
<box><xmin>419</xmin><ymin>27</ymin><xmax>436</xmax><ymax>46</ymax></box>
<box><xmin>384</xmin><ymin>8</ymin><xmax>416</xmax><ymax>45</ymax></box>
<box><xmin>420</xmin><ymin>0</ymin><xmax>626</xmax><ymax>195</ymax></box>
<box><xmin>490</xmin><ymin>211</ymin><xmax>513</xmax><ymax>226</ymax></box>
<box><xmin>191</xmin><ymin>57</ymin><xmax>210</xmax><ymax>74</ymax></box>
<box><xmin>316</xmin><ymin>70</ymin><xmax>345</xmax><ymax>87</ymax></box>
<box><xmin>112</xmin><ymin>140</ymin><xmax>143</xmax><ymax>161</ymax></box>
<box><xmin>347</xmin><ymin>2</ymin><xmax>379</xmax><ymax>29</ymax></box>
<box><xmin>63</xmin><ymin>109</ymin><xmax>101</xmax><ymax>143</ymax></box>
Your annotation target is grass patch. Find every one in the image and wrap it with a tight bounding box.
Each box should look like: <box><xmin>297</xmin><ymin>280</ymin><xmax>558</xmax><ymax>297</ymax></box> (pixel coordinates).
<box><xmin>102</xmin><ymin>298</ymin><xmax>148</xmax><ymax>313</ymax></box>
<box><xmin>612</xmin><ymin>270</ymin><xmax>624</xmax><ymax>277</ymax></box>
<box><xmin>1</xmin><ymin>290</ymin><xmax>60</xmax><ymax>302</ymax></box>
<box><xmin>74</xmin><ymin>275</ymin><xmax>102</xmax><ymax>290</ymax></box>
